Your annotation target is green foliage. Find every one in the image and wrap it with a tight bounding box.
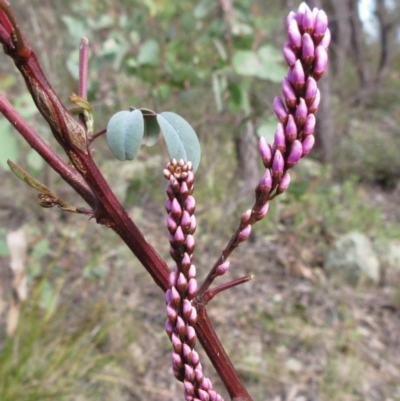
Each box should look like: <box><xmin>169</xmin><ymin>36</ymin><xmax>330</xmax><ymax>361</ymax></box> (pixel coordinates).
<box><xmin>0</xmin><ymin>290</ymin><xmax>114</xmax><ymax>401</ymax></box>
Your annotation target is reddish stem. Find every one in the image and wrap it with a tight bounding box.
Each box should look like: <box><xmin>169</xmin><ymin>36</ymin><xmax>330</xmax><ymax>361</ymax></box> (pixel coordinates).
<box><xmin>202</xmin><ymin>275</ymin><xmax>253</xmax><ymax>304</ymax></box>
<box><xmin>79</xmin><ymin>37</ymin><xmax>89</xmax><ymax>99</ymax></box>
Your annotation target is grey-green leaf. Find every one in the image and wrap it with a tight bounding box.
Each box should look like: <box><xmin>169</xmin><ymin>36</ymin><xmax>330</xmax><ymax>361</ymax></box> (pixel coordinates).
<box><xmin>157</xmin><ymin>112</ymin><xmax>201</xmax><ymax>172</ymax></box>
<box><xmin>106</xmin><ymin>109</ymin><xmax>144</xmax><ymax>161</ymax></box>
<box><xmin>140</xmin><ymin>108</ymin><xmax>160</xmax><ymax>147</ymax></box>
<box><xmin>157</xmin><ymin>114</ymin><xmax>187</xmax><ymax>164</ymax></box>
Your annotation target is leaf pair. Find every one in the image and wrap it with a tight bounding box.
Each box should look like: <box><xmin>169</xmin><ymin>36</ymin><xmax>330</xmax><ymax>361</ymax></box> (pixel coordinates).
<box><xmin>106</xmin><ymin>110</ymin><xmax>201</xmax><ymax>172</ymax></box>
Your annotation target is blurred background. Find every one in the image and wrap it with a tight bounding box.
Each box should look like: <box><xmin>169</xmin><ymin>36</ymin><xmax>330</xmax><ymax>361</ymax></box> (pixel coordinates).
<box><xmin>1</xmin><ymin>0</ymin><xmax>400</xmax><ymax>400</ymax></box>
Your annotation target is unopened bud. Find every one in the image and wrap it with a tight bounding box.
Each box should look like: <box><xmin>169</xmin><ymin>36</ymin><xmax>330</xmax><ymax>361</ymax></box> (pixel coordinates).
<box><xmin>287</xmin><ymin>140</ymin><xmax>303</xmax><ymax>168</ymax></box>
<box><xmin>313</xmin><ymin>46</ymin><xmax>328</xmax><ymax>80</ymax></box>
<box><xmin>273</xmin><ymin>97</ymin><xmax>289</xmax><ymax>124</ymax></box>
<box><xmin>288</xmin><ymin>19</ymin><xmax>302</xmax><ymax>49</ymax></box>
<box><xmin>283</xmin><ymin>42</ymin><xmax>297</xmax><ymax>68</ymax></box>
<box><xmin>277</xmin><ymin>172</ymin><xmax>291</xmax><ymax>194</ymax></box>
<box><xmin>302</xmin><ymin>134</ymin><xmax>315</xmax><ymax>156</ymax></box>
<box><xmin>282</xmin><ymin>77</ymin><xmax>297</xmax><ymax>109</ymax></box>
<box><xmin>285</xmin><ymin>115</ymin><xmax>297</xmax><ymax>143</ymax></box>
<box><xmin>272</xmin><ymin>149</ymin><xmax>284</xmax><ymax>181</ymax></box>
<box><xmin>274</xmin><ymin>123</ymin><xmax>286</xmax><ymax>154</ymax></box>
<box><xmin>238</xmin><ymin>225</ymin><xmax>252</xmax><ymax>243</ymax></box>
<box><xmin>259</xmin><ymin>136</ymin><xmax>273</xmax><ymax>168</ymax></box>
<box><xmin>216</xmin><ymin>261</ymin><xmax>230</xmax><ymax>276</ymax></box>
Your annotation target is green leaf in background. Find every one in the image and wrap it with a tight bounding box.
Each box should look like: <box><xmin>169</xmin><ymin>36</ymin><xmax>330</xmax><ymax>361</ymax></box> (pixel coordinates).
<box><xmin>27</xmin><ymin>149</ymin><xmax>45</xmax><ymax>171</ymax></box>
<box><xmin>139</xmin><ymin>108</ymin><xmax>160</xmax><ymax>147</ymax></box>
<box><xmin>0</xmin><ymin>120</ymin><xmax>19</xmax><ymax>170</ymax></box>
<box><xmin>257</xmin><ymin>117</ymin><xmax>278</xmax><ymax>145</ymax></box>
<box><xmin>106</xmin><ymin>110</ymin><xmax>144</xmax><ymax>161</ymax></box>
<box><xmin>137</xmin><ymin>39</ymin><xmax>160</xmax><ymax>66</ymax></box>
<box><xmin>232</xmin><ymin>50</ymin><xmax>261</xmax><ymax>77</ymax></box>
<box><xmin>232</xmin><ymin>47</ymin><xmax>285</xmax><ymax>83</ymax></box>
<box><xmin>194</xmin><ymin>0</ymin><xmax>216</xmax><ymax>19</ymax></box>
<box><xmin>61</xmin><ymin>15</ymin><xmax>87</xmax><ymax>44</ymax></box>
<box><xmin>257</xmin><ymin>44</ymin><xmax>286</xmax><ymax>83</ymax></box>
<box><xmin>13</xmin><ymin>93</ymin><xmax>38</xmax><ymax>119</ymax></box>
<box><xmin>157</xmin><ymin>112</ymin><xmax>201</xmax><ymax>172</ymax></box>
<box><xmin>66</xmin><ymin>49</ymin><xmax>80</xmax><ymax>80</ymax></box>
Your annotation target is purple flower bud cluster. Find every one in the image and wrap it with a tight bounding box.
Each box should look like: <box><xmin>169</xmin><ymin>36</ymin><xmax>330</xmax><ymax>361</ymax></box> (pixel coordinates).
<box><xmin>259</xmin><ymin>2</ymin><xmax>330</xmax><ymax>197</ymax></box>
<box><xmin>164</xmin><ymin>159</ymin><xmax>224</xmax><ymax>401</ymax></box>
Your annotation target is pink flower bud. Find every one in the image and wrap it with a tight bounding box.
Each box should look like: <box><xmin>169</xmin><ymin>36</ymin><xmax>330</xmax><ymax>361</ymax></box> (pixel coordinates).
<box><xmin>187</xmin><ymin>278</ymin><xmax>198</xmax><ymax>299</ymax></box>
<box><xmin>282</xmin><ymin>77</ymin><xmax>297</xmax><ymax>109</ymax></box>
<box><xmin>256</xmin><ymin>169</ymin><xmax>272</xmax><ymax>196</ymax></box>
<box><xmin>320</xmin><ymin>27</ymin><xmax>331</xmax><ymax>49</ymax></box>
<box><xmin>172</xmin><ymin>332</ymin><xmax>183</xmax><ymax>353</ymax></box>
<box><xmin>302</xmin><ymin>134</ymin><xmax>315</xmax><ymax>156</ymax></box>
<box><xmin>166</xmin><ymin>304</ymin><xmax>178</xmax><ymax>322</ymax></box>
<box><xmin>184</xmin><ymin>364</ymin><xmax>195</xmax><ymax>381</ymax></box>
<box><xmin>176</xmin><ymin>315</ymin><xmax>186</xmax><ymax>337</ymax></box>
<box><xmin>238</xmin><ymin>225</ymin><xmax>252</xmax><ymax>243</ymax></box>
<box><xmin>303</xmin><ymin>114</ymin><xmax>316</xmax><ymax>137</ymax></box>
<box><xmin>179</xmin><ymin>181</ymin><xmax>189</xmax><ymax>199</ymax></box>
<box><xmin>183</xmin><ymin>299</ymin><xmax>192</xmax><ymax>320</ymax></box>
<box><xmin>169</xmin><ymin>271</ymin><xmax>178</xmax><ymax>286</ymax></box>
<box><xmin>185</xmin><ymin>195</ymin><xmax>196</xmax><ymax>214</ymax></box>
<box><xmin>173</xmin><ymin>226</ymin><xmax>185</xmax><ymax>245</ymax></box>
<box><xmin>272</xmin><ymin>149</ymin><xmax>284</xmax><ymax>181</ymax></box>
<box><xmin>189</xmin><ymin>215</ymin><xmax>196</xmax><ymax>234</ymax></box>
<box><xmin>274</xmin><ymin>123</ymin><xmax>286</xmax><ymax>154</ymax></box>
<box><xmin>295</xmin><ymin>98</ymin><xmax>308</xmax><ymax>128</ymax></box>
<box><xmin>180</xmin><ymin>210</ymin><xmax>191</xmax><ymax>232</ymax></box>
<box><xmin>283</xmin><ymin>42</ymin><xmax>297</xmax><ymax>68</ymax></box>
<box><xmin>181</xmin><ymin>252</ymin><xmax>191</xmax><ymax>273</ymax></box>
<box><xmin>273</xmin><ymin>96</ymin><xmax>289</xmax><ymax>124</ymax></box>
<box><xmin>198</xmin><ymin>389</ymin><xmax>210</xmax><ymax>401</ymax></box>
<box><xmin>170</xmin><ymin>198</ymin><xmax>182</xmax><ymax>219</ymax></box>
<box><xmin>255</xmin><ymin>202</ymin><xmax>269</xmax><ymax>221</ymax></box>
<box><xmin>191</xmin><ymin>350</ymin><xmax>200</xmax><ymax>366</ymax></box>
<box><xmin>308</xmin><ymin>88</ymin><xmax>321</xmax><ymax>114</ymax></box>
<box><xmin>277</xmin><ymin>172</ymin><xmax>291</xmax><ymax>194</ymax></box>
<box><xmin>165</xmin><ymin>319</ymin><xmax>174</xmax><ymax>338</ymax></box>
<box><xmin>302</xmin><ymin>33</ymin><xmax>315</xmax><ymax>65</ymax></box>
<box><xmin>259</xmin><ymin>136</ymin><xmax>273</xmax><ymax>168</ymax></box>
<box><xmin>288</xmin><ymin>19</ymin><xmax>302</xmax><ymax>49</ymax></box>
<box><xmin>172</xmin><ymin>352</ymin><xmax>183</xmax><ymax>369</ymax></box>
<box><xmin>314</xmin><ymin>46</ymin><xmax>328</xmax><ymax>80</ymax></box>
<box><xmin>291</xmin><ymin>60</ymin><xmax>305</xmax><ymax>92</ymax></box>
<box><xmin>302</xmin><ymin>5</ymin><xmax>315</xmax><ymax>34</ymax></box>
<box><xmin>285</xmin><ymin>115</ymin><xmax>297</xmax><ymax>143</ymax></box>
<box><xmin>170</xmin><ymin>286</ymin><xmax>181</xmax><ymax>306</ymax></box>
<box><xmin>314</xmin><ymin>9</ymin><xmax>328</xmax><ymax>40</ymax></box>
<box><xmin>167</xmin><ymin>213</ymin><xmax>178</xmax><ymax>234</ymax></box>
<box><xmin>241</xmin><ymin>209</ymin><xmax>252</xmax><ymax>224</ymax></box>
<box><xmin>177</xmin><ymin>272</ymin><xmax>188</xmax><ymax>293</ymax></box>
<box><xmin>189</xmin><ymin>307</ymin><xmax>198</xmax><ymax>325</ymax></box>
<box><xmin>184</xmin><ymin>380</ymin><xmax>195</xmax><ymax>395</ymax></box>
<box><xmin>186</xmin><ymin>325</ymin><xmax>197</xmax><ymax>346</ymax></box>
<box><xmin>305</xmin><ymin>77</ymin><xmax>318</xmax><ymax>106</ymax></box>
<box><xmin>216</xmin><ymin>261</ymin><xmax>230</xmax><ymax>276</ymax></box>
<box><xmin>287</xmin><ymin>140</ymin><xmax>303</xmax><ymax>168</ymax></box>
<box><xmin>185</xmin><ymin>234</ymin><xmax>196</xmax><ymax>253</ymax></box>
<box><xmin>286</xmin><ymin>11</ymin><xmax>296</xmax><ymax>29</ymax></box>
<box><xmin>188</xmin><ymin>264</ymin><xmax>196</xmax><ymax>279</ymax></box>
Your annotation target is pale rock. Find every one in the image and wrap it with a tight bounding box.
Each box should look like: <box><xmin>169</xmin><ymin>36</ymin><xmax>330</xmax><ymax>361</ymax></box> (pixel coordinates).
<box><xmin>324</xmin><ymin>232</ymin><xmax>380</xmax><ymax>285</ymax></box>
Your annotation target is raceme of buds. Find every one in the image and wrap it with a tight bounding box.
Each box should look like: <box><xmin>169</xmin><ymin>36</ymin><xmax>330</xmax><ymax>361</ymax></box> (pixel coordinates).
<box><xmin>163</xmin><ymin>160</ymin><xmax>224</xmax><ymax>401</ymax></box>
<box><xmin>258</xmin><ymin>2</ymin><xmax>329</xmax><ymax>198</ymax></box>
